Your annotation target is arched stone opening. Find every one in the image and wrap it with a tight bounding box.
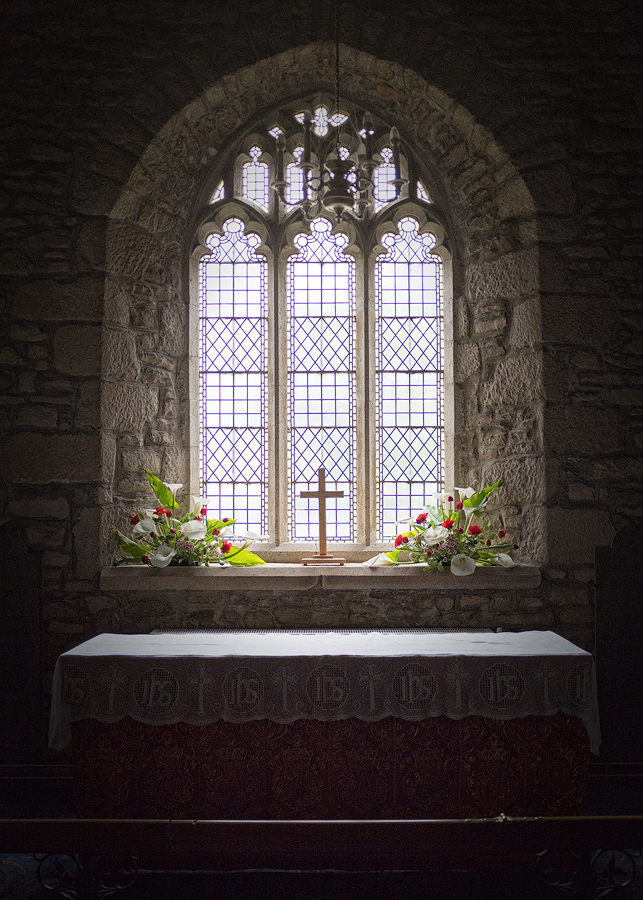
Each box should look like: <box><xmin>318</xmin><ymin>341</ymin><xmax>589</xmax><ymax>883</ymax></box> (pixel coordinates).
<box><xmin>99</xmin><ymin>42</ymin><xmax>544</xmax><ymax>569</ymax></box>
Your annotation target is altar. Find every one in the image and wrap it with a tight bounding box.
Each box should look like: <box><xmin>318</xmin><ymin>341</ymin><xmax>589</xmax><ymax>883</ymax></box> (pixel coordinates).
<box><xmin>50</xmin><ymin>630</ymin><xmax>598</xmax><ymax>819</ymax></box>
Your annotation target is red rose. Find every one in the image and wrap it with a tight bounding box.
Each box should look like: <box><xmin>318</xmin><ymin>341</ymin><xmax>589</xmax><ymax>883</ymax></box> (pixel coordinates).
<box><xmin>457</xmin><ymin>527</ymin><xmax>463</xmax><ymax>534</ymax></box>
<box><xmin>416</xmin><ymin>512</ymin><xmax>428</xmax><ymax>524</ymax></box>
<box><xmin>402</xmin><ymin>536</ymin><xmax>408</xmax><ymax>544</ymax></box>
<box><xmin>165</xmin><ymin>510</ymin><xmax>172</xmax><ymax>517</ymax></box>
<box><xmin>468</xmin><ymin>525</ymin><xmax>482</xmax><ymax>535</ymax></box>
<box><xmin>223</xmin><ymin>517</ymin><xmax>230</xmax><ymax>523</ymax></box>
<box><xmin>486</xmin><ymin>539</ymin><xmax>491</xmax><ymax>546</ymax></box>
<box><xmin>142</xmin><ymin>555</ymin><xmax>150</xmax><ymax>564</ymax></box>
<box><xmin>149</xmin><ymin>532</ymin><xmax>156</xmax><ymax>539</ymax></box>
<box><xmin>448</xmin><ymin>496</ymin><xmax>453</xmax><ymax>502</ymax></box>
<box><xmin>200</xmin><ymin>507</ymin><xmax>207</xmax><ymax>516</ymax></box>
<box><xmin>442</xmin><ymin>519</ymin><xmax>454</xmax><ymax>529</ymax></box>
<box><xmin>155</xmin><ymin>506</ymin><xmax>165</xmax><ymax>515</ymax></box>
<box><xmin>455</xmin><ymin>502</ymin><xmax>463</xmax><ymax>510</ymax></box>
<box><xmin>213</xmin><ymin>529</ymin><xmax>220</xmax><ymax>536</ymax></box>
<box><xmin>130</xmin><ymin>514</ymin><xmax>140</xmax><ymax>526</ymax></box>
<box><xmin>394</xmin><ymin>535</ymin><xmax>404</xmax><ymax>548</ymax></box>
<box><xmin>426</xmin><ymin>550</ymin><xmax>433</xmax><ymax>557</ymax></box>
<box><xmin>221</xmin><ymin>541</ymin><xmax>232</xmax><ymax>554</ymax></box>
<box><xmin>498</xmin><ymin>530</ymin><xmax>506</xmax><ymax>539</ymax></box>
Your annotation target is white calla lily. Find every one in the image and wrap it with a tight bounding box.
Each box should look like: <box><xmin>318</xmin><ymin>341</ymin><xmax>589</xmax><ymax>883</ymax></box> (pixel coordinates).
<box><xmin>179</xmin><ymin>519</ymin><xmax>207</xmax><ymax>541</ymax></box>
<box><xmin>143</xmin><ymin>509</ymin><xmax>157</xmax><ymax>518</ymax></box>
<box><xmin>192</xmin><ymin>496</ymin><xmax>207</xmax><ymax>515</ymax></box>
<box><xmin>219</xmin><ymin>525</ymin><xmax>234</xmax><ymax>536</ymax></box>
<box><xmin>362</xmin><ymin>553</ymin><xmax>396</xmax><ymax>567</ymax></box>
<box><xmin>423</xmin><ymin>525</ymin><xmax>446</xmax><ymax>546</ymax></box>
<box><xmin>163</xmin><ymin>482</ymin><xmax>183</xmax><ymax>494</ymax></box>
<box><xmin>434</xmin><ymin>491</ymin><xmax>452</xmax><ymax>508</ymax></box>
<box><xmin>150</xmin><ymin>544</ymin><xmax>177</xmax><ymax>567</ymax></box>
<box><xmin>450</xmin><ymin>554</ymin><xmax>476</xmax><ymax>576</ymax></box>
<box><xmin>133</xmin><ymin>517</ymin><xmax>156</xmax><ymax>535</ymax></box>
<box><xmin>493</xmin><ymin>553</ymin><xmax>516</xmax><ymax>567</ymax></box>
<box><xmin>455</xmin><ymin>486</ymin><xmax>475</xmax><ymax>500</ymax></box>
<box><xmin>241</xmin><ymin>530</ymin><xmax>263</xmax><ymax>541</ymax></box>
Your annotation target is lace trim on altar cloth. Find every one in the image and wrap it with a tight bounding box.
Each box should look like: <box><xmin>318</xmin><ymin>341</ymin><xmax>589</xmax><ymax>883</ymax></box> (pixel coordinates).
<box><xmin>50</xmin><ymin>642</ymin><xmax>600</xmax><ymax>755</ymax></box>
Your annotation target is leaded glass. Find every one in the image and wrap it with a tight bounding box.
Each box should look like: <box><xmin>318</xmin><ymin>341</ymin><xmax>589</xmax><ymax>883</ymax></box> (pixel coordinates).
<box><xmin>375</xmin><ymin>216</ymin><xmax>443</xmax><ymax>539</ymax></box>
<box><xmin>210</xmin><ymin>181</ymin><xmax>225</xmax><ymax>203</ymax></box>
<box><xmin>373</xmin><ymin>148</ymin><xmax>397</xmax><ymax>210</ymax></box>
<box><xmin>242</xmin><ymin>146</ymin><xmax>269</xmax><ymax>211</ymax></box>
<box><xmin>287</xmin><ymin>218</ymin><xmax>356</xmax><ymax>541</ymax></box>
<box><xmin>200</xmin><ymin>218</ymin><xmax>267</xmax><ymax>534</ymax></box>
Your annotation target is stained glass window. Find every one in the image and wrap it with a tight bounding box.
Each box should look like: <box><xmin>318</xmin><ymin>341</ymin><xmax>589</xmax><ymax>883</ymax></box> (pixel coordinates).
<box><xmin>288</xmin><ymin>219</ymin><xmax>355</xmax><ymax>541</ymax></box>
<box><xmin>199</xmin><ymin>218</ymin><xmax>267</xmax><ymax>534</ymax></box>
<box><xmin>375</xmin><ymin>217</ymin><xmax>443</xmax><ymax>539</ymax></box>
<box><xmin>198</xmin><ymin>102</ymin><xmax>446</xmax><ymax>547</ymax></box>
<box><xmin>242</xmin><ymin>146</ymin><xmax>269</xmax><ymax>210</ymax></box>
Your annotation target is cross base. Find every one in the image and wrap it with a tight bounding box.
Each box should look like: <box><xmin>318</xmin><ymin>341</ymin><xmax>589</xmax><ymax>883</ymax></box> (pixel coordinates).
<box><xmin>301</xmin><ymin>555</ymin><xmax>346</xmax><ymax>566</ymax></box>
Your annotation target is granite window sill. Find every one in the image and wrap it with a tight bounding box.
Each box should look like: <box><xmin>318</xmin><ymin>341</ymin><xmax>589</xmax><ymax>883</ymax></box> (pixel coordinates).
<box><xmin>100</xmin><ymin>563</ymin><xmax>541</xmax><ymax>592</ymax></box>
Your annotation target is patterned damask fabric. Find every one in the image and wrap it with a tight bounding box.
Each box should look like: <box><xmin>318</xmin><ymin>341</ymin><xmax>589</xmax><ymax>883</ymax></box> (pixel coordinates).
<box><xmin>71</xmin><ymin>713</ymin><xmax>589</xmax><ymax>819</ymax></box>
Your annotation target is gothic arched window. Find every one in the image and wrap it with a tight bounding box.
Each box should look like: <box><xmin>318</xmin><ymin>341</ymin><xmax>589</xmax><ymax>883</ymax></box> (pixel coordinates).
<box><xmin>192</xmin><ymin>98</ymin><xmax>451</xmax><ymax>553</ymax></box>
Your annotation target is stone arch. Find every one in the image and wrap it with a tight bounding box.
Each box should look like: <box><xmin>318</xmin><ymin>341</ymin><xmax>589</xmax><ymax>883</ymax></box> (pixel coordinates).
<box><xmin>100</xmin><ymin>42</ymin><xmax>544</xmax><ymax>568</ymax></box>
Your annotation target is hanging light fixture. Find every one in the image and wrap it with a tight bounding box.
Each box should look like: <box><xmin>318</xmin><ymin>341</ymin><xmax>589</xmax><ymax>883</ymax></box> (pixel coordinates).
<box><xmin>271</xmin><ymin>0</ymin><xmax>407</xmax><ymax>221</ymax></box>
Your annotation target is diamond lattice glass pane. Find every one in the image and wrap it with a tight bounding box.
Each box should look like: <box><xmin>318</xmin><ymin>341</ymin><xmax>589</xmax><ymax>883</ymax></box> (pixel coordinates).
<box><xmin>200</xmin><ymin>218</ymin><xmax>267</xmax><ymax>534</ymax></box>
<box><xmin>287</xmin><ymin>219</ymin><xmax>356</xmax><ymax>541</ymax></box>
<box><xmin>376</xmin><ymin>216</ymin><xmax>443</xmax><ymax>537</ymax></box>
<box><xmin>242</xmin><ymin>147</ymin><xmax>269</xmax><ymax>210</ymax></box>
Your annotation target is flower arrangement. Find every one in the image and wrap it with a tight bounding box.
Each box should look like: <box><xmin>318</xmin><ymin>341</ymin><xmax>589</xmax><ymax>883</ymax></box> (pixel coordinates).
<box><xmin>114</xmin><ymin>471</ymin><xmax>266</xmax><ymax>568</ymax></box>
<box><xmin>365</xmin><ymin>480</ymin><xmax>517</xmax><ymax>575</ymax></box>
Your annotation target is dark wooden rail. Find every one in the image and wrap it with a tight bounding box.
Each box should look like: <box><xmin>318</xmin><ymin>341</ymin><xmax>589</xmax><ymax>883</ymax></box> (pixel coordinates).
<box><xmin>2</xmin><ymin>816</ymin><xmax>643</xmax><ymax>898</ymax></box>
<box><xmin>2</xmin><ymin>815</ymin><xmax>643</xmax><ymax>868</ymax></box>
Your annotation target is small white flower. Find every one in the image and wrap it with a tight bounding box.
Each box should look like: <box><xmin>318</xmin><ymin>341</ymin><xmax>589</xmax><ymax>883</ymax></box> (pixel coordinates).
<box><xmin>163</xmin><ymin>482</ymin><xmax>183</xmax><ymax>495</ymax></box>
<box><xmin>150</xmin><ymin>544</ymin><xmax>177</xmax><ymax>567</ymax></box>
<box><xmin>450</xmin><ymin>554</ymin><xmax>476</xmax><ymax>576</ymax></box>
<box><xmin>493</xmin><ymin>553</ymin><xmax>516</xmax><ymax>567</ymax></box>
<box><xmin>192</xmin><ymin>496</ymin><xmax>207</xmax><ymax>516</ymax></box>
<box><xmin>455</xmin><ymin>486</ymin><xmax>476</xmax><ymax>500</ymax></box>
<box><xmin>133</xmin><ymin>517</ymin><xmax>156</xmax><ymax>535</ymax></box>
<box><xmin>180</xmin><ymin>519</ymin><xmax>207</xmax><ymax>541</ymax></box>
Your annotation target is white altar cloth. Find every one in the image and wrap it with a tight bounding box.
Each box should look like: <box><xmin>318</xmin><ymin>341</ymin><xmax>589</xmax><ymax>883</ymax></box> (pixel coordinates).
<box><xmin>49</xmin><ymin>630</ymin><xmax>600</xmax><ymax>753</ymax></box>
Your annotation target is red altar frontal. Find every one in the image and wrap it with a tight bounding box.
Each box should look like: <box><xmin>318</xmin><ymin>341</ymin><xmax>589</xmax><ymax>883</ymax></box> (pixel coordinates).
<box><xmin>51</xmin><ymin>630</ymin><xmax>598</xmax><ymax>820</ymax></box>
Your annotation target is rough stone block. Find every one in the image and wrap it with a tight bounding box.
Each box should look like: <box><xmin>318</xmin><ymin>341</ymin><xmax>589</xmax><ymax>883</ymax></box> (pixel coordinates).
<box><xmin>546</xmin><ymin>405</ymin><xmax>621</xmax><ymax>455</ymax></box>
<box><xmin>102</xmin><ymin>382</ymin><xmax>159</xmax><ymax>432</ymax></box>
<box><xmin>121</xmin><ymin>448</ymin><xmax>162</xmax><ymax>473</ymax></box>
<box><xmin>15</xmin><ymin>276</ymin><xmax>103</xmax><ymax>321</ymax></box>
<box><xmin>53</xmin><ymin>325</ymin><xmax>101</xmax><ymax>376</ymax></box>
<box><xmin>547</xmin><ymin>507</ymin><xmax>615</xmax><ymax>566</ymax></box>
<box><xmin>73</xmin><ymin>507</ymin><xmax>101</xmax><ymax>580</ymax></box>
<box><xmin>481</xmin><ymin>352</ymin><xmax>543</xmax><ymax>408</ymax></box>
<box><xmin>103</xmin><ymin>327</ymin><xmax>140</xmax><ymax>380</ymax></box>
<box><xmin>509</xmin><ymin>295</ymin><xmax>541</xmax><ymax>349</ymax></box>
<box><xmin>7</xmin><ymin>495</ymin><xmax>69</xmax><ymax>519</ymax></box>
<box><xmin>468</xmin><ymin>248</ymin><xmax>538</xmax><ymax>303</ymax></box>
<box><xmin>483</xmin><ymin>456</ymin><xmax>545</xmax><ymax>505</ymax></box>
<box><xmin>0</xmin><ymin>433</ymin><xmax>101</xmax><ymax>483</ymax></box>
<box><xmin>158</xmin><ymin>303</ymin><xmax>186</xmax><ymax>356</ymax></box>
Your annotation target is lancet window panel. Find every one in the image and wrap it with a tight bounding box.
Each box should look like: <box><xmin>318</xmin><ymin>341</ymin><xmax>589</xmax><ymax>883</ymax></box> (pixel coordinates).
<box><xmin>287</xmin><ymin>219</ymin><xmax>356</xmax><ymax>542</ymax></box>
<box><xmin>199</xmin><ymin>219</ymin><xmax>268</xmax><ymax>535</ymax></box>
<box><xmin>375</xmin><ymin>218</ymin><xmax>444</xmax><ymax>540</ymax></box>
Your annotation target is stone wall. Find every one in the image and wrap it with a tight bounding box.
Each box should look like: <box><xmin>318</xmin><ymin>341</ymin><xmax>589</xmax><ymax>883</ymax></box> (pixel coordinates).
<box><xmin>1</xmin><ymin>0</ymin><xmax>641</xmax><ymax>757</ymax></box>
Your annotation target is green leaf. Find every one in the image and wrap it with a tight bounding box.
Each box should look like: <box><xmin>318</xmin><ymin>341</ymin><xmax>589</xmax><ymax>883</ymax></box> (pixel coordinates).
<box><xmin>463</xmin><ymin>479</ymin><xmax>503</xmax><ymax>512</ymax></box>
<box><xmin>115</xmin><ymin>528</ymin><xmax>149</xmax><ymax>559</ymax></box>
<box><xmin>422</xmin><ymin>505</ymin><xmax>443</xmax><ymax>527</ymax></box>
<box><xmin>385</xmin><ymin>549</ymin><xmax>400</xmax><ymax>563</ymax></box>
<box><xmin>224</xmin><ymin>547</ymin><xmax>267</xmax><ymax>566</ymax></box>
<box><xmin>145</xmin><ymin>471</ymin><xmax>176</xmax><ymax>509</ymax></box>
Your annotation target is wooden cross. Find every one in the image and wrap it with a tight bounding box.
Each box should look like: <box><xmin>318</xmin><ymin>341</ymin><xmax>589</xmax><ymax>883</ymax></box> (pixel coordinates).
<box><xmin>300</xmin><ymin>467</ymin><xmax>346</xmax><ymax>566</ymax></box>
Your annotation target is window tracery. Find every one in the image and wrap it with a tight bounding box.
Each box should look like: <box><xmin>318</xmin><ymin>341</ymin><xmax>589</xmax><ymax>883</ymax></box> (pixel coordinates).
<box><xmin>194</xmin><ymin>99</ymin><xmax>450</xmax><ymax>550</ymax></box>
